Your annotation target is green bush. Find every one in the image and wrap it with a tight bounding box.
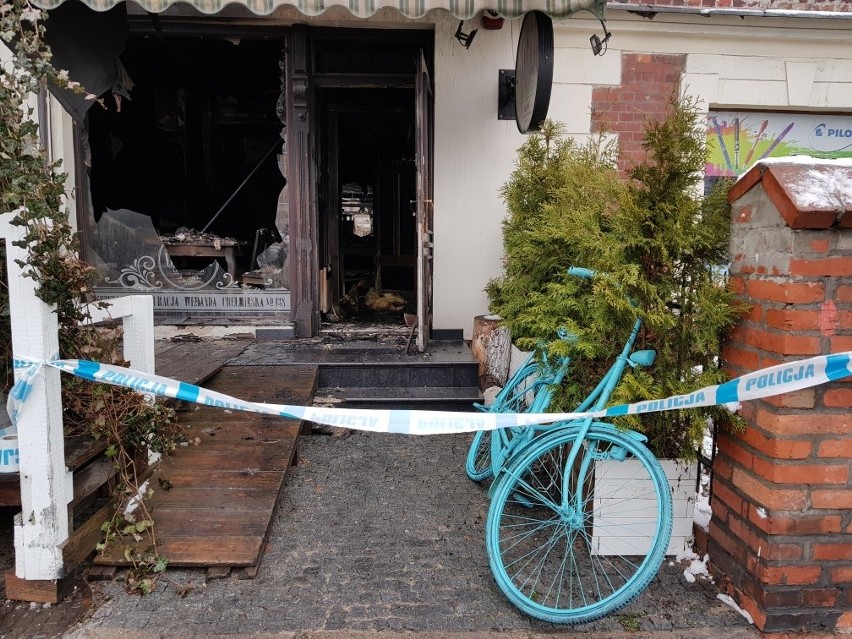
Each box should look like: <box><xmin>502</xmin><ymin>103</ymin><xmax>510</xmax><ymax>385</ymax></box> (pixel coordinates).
<box><xmin>487</xmin><ymin>97</ymin><xmax>745</xmax><ymax>459</ymax></box>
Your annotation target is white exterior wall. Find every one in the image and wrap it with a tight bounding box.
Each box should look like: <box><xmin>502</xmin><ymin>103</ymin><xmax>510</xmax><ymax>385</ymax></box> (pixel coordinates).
<box><xmin>433</xmin><ymin>10</ymin><xmax>852</xmax><ymax>338</ymax></box>
<box><xmin>433</xmin><ymin>15</ymin><xmax>526</xmax><ymax>341</ymax></box>
<box><xmin>430</xmin><ymin>12</ymin><xmax>608</xmax><ymax>339</ymax></box>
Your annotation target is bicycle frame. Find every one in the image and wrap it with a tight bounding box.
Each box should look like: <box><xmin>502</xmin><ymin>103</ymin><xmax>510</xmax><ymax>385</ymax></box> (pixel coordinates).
<box><xmin>487</xmin><ymin>352</ymin><xmax>571</xmax><ymax>475</ymax></box>
<box><xmin>557</xmin><ymin>317</ymin><xmax>644</xmax><ymax>517</ymax></box>
<box><xmin>489</xmin><ymin>315</ymin><xmax>648</xmax><ymax>502</ymax></box>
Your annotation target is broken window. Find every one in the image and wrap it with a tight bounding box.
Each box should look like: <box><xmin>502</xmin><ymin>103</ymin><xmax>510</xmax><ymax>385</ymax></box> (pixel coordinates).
<box><xmin>78</xmin><ymin>31</ymin><xmax>291</xmax><ymax>318</ymax></box>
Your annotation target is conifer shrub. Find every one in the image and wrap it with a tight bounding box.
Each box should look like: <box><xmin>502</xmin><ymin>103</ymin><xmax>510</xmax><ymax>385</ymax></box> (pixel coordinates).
<box><xmin>487</xmin><ymin>97</ymin><xmax>744</xmax><ymax>459</ymax></box>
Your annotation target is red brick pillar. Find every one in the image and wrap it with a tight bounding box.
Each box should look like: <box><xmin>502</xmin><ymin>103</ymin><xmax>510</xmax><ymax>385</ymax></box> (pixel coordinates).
<box><xmin>591</xmin><ymin>53</ymin><xmax>685</xmax><ymax>175</ymax></box>
<box><xmin>716</xmin><ymin>159</ymin><xmax>852</xmax><ymax>634</ymax></box>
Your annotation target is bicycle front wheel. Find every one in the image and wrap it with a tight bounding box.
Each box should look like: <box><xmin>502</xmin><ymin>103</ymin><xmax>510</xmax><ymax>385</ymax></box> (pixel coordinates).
<box><xmin>485</xmin><ymin>425</ymin><xmax>672</xmax><ymax>624</ymax></box>
<box><xmin>466</xmin><ymin>430</ymin><xmax>494</xmax><ymax>482</ymax></box>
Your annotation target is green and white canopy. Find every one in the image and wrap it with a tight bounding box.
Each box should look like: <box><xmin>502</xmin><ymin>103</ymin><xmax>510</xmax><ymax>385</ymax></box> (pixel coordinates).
<box><xmin>30</xmin><ymin>0</ymin><xmax>606</xmax><ymax>19</ymax></box>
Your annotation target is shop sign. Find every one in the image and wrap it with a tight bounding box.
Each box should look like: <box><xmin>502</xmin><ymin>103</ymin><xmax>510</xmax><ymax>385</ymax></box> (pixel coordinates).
<box><xmin>706</xmin><ymin>111</ymin><xmax>852</xmax><ymax>177</ymax></box>
<box><xmin>95</xmin><ymin>289</ymin><xmax>292</xmax><ymax>314</ymax></box>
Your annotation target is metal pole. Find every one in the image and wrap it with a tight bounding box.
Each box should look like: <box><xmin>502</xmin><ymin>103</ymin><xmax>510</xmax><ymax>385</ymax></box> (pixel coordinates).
<box><xmin>201</xmin><ymin>138</ymin><xmax>282</xmax><ymax>233</ymax></box>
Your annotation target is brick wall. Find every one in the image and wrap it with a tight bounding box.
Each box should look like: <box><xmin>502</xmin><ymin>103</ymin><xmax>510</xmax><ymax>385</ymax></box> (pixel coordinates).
<box><xmin>590</xmin><ymin>53</ymin><xmax>685</xmax><ymax>175</ymax></box>
<box><xmin>716</xmin><ymin>160</ymin><xmax>852</xmax><ymax>633</ymax></box>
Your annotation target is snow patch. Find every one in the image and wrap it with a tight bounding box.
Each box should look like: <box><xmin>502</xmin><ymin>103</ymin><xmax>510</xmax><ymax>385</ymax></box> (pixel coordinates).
<box><xmin>759</xmin><ymin>155</ymin><xmax>852</xmax><ymax>168</ymax></box>
<box><xmin>693</xmin><ymin>491</ymin><xmax>712</xmax><ymax>532</ymax></box>
<box><xmin>738</xmin><ymin>155</ymin><xmax>852</xmax><ymax>213</ymax></box>
<box><xmin>755</xmin><ymin>506</ymin><xmax>767</xmax><ymax>519</ymax></box>
<box><xmin>123</xmin><ymin>479</ymin><xmax>149</xmax><ymax>520</ymax></box>
<box><xmin>702</xmin><ymin>422</ymin><xmax>714</xmax><ymax>459</ymax></box>
<box><xmin>785</xmin><ymin>167</ymin><xmax>852</xmax><ymax>212</ymax></box>
<box><xmin>717</xmin><ymin>593</ymin><xmax>754</xmax><ymax>624</ymax></box>
<box><xmin>682</xmin><ymin>553</ymin><xmax>711</xmax><ymax>583</ymax></box>
<box><xmin>675</xmin><ymin>549</ymin><xmax>701</xmax><ymax>562</ymax></box>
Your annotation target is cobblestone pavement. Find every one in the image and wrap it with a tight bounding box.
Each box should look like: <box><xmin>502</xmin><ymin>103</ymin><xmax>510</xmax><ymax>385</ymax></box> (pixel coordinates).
<box><xmin>59</xmin><ymin>429</ymin><xmax>758</xmax><ymax>639</ymax></box>
<box><xmin>0</xmin><ymin>583</ymin><xmax>91</xmax><ymax>639</ymax></box>
<box><xmin>0</xmin><ymin>507</ymin><xmax>92</xmax><ymax>639</ymax></box>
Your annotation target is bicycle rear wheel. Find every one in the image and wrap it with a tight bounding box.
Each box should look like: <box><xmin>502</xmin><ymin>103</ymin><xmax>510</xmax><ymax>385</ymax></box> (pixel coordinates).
<box><xmin>465</xmin><ymin>362</ymin><xmax>540</xmax><ymax>483</ymax></box>
<box><xmin>485</xmin><ymin>425</ymin><xmax>672</xmax><ymax>624</ymax></box>
<box><xmin>466</xmin><ymin>430</ymin><xmax>494</xmax><ymax>481</ymax></box>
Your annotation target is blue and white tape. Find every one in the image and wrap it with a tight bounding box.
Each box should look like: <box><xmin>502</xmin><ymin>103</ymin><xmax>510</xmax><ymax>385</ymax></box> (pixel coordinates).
<box><xmin>6</xmin><ymin>351</ymin><xmax>851</xmax><ymax>435</ymax></box>
<box><xmin>5</xmin><ymin>356</ymin><xmax>48</xmax><ymax>435</ymax></box>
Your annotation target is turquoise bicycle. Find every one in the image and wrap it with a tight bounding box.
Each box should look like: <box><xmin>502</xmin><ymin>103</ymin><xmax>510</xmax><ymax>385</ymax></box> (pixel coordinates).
<box><xmin>473</xmin><ymin>268</ymin><xmax>674</xmax><ymax>624</ymax></box>
<box><xmin>465</xmin><ymin>328</ymin><xmax>573</xmax><ymax>482</ymax></box>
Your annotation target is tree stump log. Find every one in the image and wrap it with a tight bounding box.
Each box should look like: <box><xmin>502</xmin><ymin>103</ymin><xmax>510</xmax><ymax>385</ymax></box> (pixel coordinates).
<box><xmin>472</xmin><ymin>315</ymin><xmax>511</xmax><ymax>386</ymax></box>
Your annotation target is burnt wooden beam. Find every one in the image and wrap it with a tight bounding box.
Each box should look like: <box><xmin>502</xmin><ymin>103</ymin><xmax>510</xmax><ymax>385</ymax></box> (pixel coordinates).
<box><xmin>286</xmin><ymin>26</ymin><xmax>320</xmax><ymax>337</ymax></box>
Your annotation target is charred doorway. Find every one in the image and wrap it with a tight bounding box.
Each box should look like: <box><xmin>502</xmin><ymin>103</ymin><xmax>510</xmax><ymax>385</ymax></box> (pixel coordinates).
<box><xmin>304</xmin><ymin>30</ymin><xmax>433</xmax><ymax>335</ymax></box>
<box><xmin>319</xmin><ymin>89</ymin><xmax>417</xmax><ymax>322</ymax></box>
<box><xmin>83</xmin><ymin>32</ymin><xmax>291</xmax><ymax>320</ymax></box>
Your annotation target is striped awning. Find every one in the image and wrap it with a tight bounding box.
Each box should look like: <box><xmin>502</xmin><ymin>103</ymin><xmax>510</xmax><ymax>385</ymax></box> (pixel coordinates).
<box><xmin>30</xmin><ymin>0</ymin><xmax>606</xmax><ymax>20</ymax></box>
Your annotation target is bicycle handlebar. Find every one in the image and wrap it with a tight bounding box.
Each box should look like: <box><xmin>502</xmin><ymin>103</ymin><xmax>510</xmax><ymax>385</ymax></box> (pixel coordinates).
<box><xmin>568</xmin><ymin>265</ymin><xmax>640</xmax><ymax>309</ymax></box>
<box><xmin>567</xmin><ymin>266</ymin><xmax>596</xmax><ymax>280</ymax></box>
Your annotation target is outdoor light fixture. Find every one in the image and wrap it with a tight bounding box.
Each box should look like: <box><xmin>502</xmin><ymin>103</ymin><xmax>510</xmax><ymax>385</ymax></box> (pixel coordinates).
<box><xmin>590</xmin><ymin>19</ymin><xmax>612</xmax><ymax>56</ymax></box>
<box><xmin>455</xmin><ymin>20</ymin><xmax>478</xmax><ymax>48</ymax></box>
<box><xmin>497</xmin><ymin>70</ymin><xmax>516</xmax><ymax>120</ymax></box>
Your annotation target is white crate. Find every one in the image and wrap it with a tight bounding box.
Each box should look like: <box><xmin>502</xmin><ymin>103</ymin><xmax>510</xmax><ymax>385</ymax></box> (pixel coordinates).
<box><xmin>592</xmin><ymin>459</ymin><xmax>698</xmax><ymax>556</ymax></box>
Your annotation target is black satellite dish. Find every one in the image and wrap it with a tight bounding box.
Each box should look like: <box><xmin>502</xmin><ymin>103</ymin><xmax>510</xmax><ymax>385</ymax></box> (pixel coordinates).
<box><xmin>514</xmin><ymin>11</ymin><xmax>554</xmax><ymax>134</ymax></box>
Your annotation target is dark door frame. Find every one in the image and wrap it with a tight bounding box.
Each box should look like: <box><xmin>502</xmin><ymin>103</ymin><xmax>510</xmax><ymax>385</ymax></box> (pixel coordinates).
<box><xmin>285</xmin><ymin>26</ymin><xmax>433</xmax><ymax>338</ymax></box>
<box><xmin>285</xmin><ymin>25</ymin><xmax>318</xmax><ymax>337</ymax></box>
<box><xmin>319</xmin><ymin>98</ymin><xmax>417</xmax><ymax>311</ymax></box>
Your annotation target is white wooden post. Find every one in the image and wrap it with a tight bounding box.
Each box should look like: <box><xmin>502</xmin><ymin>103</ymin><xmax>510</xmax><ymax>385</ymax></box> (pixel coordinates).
<box><xmin>0</xmin><ymin>214</ymin><xmax>74</xmax><ymax>580</ymax></box>
<box><xmin>87</xmin><ymin>295</ymin><xmax>155</xmax><ymax>375</ymax></box>
<box><xmin>87</xmin><ymin>296</ymin><xmax>158</xmax><ymax>464</ymax></box>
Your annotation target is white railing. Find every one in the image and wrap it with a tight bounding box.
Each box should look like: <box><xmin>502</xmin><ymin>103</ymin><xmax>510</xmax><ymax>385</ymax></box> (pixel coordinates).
<box><xmin>1</xmin><ymin>212</ymin><xmax>155</xmax><ymax>581</ymax></box>
<box><xmin>86</xmin><ymin>295</ymin><xmax>155</xmax><ymax>376</ymax></box>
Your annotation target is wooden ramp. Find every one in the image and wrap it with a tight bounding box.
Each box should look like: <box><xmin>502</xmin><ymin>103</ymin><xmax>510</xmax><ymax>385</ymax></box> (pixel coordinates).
<box><xmin>95</xmin><ymin>364</ymin><xmax>317</xmax><ymax>569</ymax></box>
<box><xmin>1</xmin><ymin>340</ymin><xmax>251</xmax><ymax>509</ymax></box>
<box><xmin>155</xmin><ymin>339</ymin><xmax>250</xmax><ymax>386</ymax></box>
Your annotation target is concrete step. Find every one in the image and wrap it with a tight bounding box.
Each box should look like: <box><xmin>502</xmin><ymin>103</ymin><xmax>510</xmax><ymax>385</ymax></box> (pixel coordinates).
<box><xmin>317</xmin><ymin>362</ymin><xmax>478</xmax><ymax>389</ymax></box>
<box><xmin>311</xmin><ymin>340</ymin><xmax>479</xmax><ymax>389</ymax></box>
<box><xmin>229</xmin><ymin>338</ymin><xmax>480</xmax><ymax>389</ymax></box>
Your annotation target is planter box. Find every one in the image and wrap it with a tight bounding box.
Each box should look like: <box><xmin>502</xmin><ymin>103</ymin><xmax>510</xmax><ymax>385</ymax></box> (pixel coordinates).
<box><xmin>592</xmin><ymin>459</ymin><xmax>698</xmax><ymax>557</ymax></box>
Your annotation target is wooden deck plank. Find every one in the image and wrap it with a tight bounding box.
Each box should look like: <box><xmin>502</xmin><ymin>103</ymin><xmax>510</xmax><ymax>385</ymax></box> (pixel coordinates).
<box><xmin>156</xmin><ymin>449</ymin><xmax>294</xmax><ymax>472</ymax></box>
<box><xmin>147</xmin><ymin>487</ymin><xmax>279</xmax><ymax>511</ymax></box>
<box><xmin>155</xmin><ymin>340</ymin><xmax>249</xmax><ymax>387</ymax></box>
<box><xmin>155</xmin><ymin>468</ymin><xmax>284</xmax><ymax>490</ymax></box>
<box><xmin>156</xmin><ymin>348</ymin><xmax>216</xmax><ymax>385</ymax></box>
<box><xmin>95</xmin><ymin>364</ymin><xmax>317</xmax><ymax>569</ymax></box>
<box><xmin>144</xmin><ymin>509</ymin><xmax>270</xmax><ymax>537</ymax></box>
<box><xmin>181</xmin><ymin>413</ymin><xmax>292</xmax><ymax>430</ymax></box>
<box><xmin>187</xmin><ymin>427</ymin><xmax>295</xmax><ymax>443</ymax></box>
<box><xmin>97</xmin><ymin>536</ymin><xmax>265</xmax><ymax>567</ymax></box>
<box><xmin>0</xmin><ymin>476</ymin><xmax>22</xmax><ymax>508</ymax></box>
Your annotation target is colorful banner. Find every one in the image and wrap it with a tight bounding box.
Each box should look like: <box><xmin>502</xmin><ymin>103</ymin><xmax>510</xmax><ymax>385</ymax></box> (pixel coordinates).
<box><xmin>706</xmin><ymin>112</ymin><xmax>852</xmax><ymax>177</ymax></box>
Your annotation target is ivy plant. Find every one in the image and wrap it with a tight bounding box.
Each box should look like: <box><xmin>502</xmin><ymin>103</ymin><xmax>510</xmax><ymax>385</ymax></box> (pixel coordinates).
<box><xmin>1</xmin><ymin>0</ymin><xmax>184</xmax><ymax>593</ymax></box>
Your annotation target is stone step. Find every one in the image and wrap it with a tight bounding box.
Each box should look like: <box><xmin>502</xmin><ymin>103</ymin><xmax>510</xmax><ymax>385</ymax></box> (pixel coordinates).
<box><xmin>317</xmin><ymin>362</ymin><xmax>478</xmax><ymax>389</ymax></box>
<box><xmin>314</xmin><ymin>386</ymin><xmax>482</xmax><ymax>411</ymax></box>
<box><xmin>228</xmin><ymin>338</ymin><xmax>480</xmax><ymax>389</ymax></box>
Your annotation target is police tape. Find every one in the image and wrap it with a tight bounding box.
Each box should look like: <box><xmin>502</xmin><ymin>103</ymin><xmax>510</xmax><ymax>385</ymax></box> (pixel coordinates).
<box><xmin>5</xmin><ymin>351</ymin><xmax>850</xmax><ymax>436</ymax></box>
